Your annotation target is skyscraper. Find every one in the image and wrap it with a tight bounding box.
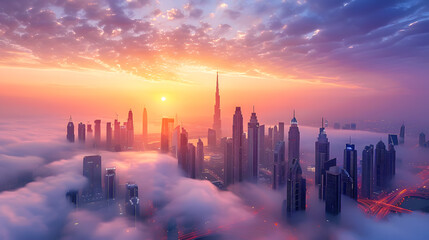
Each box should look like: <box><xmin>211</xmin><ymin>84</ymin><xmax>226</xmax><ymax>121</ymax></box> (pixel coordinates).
<box><xmin>67</xmin><ymin>117</ymin><xmax>74</xmax><ymax>142</ymax></box>
<box><xmin>288</xmin><ymin>111</ymin><xmax>300</xmax><ymax>172</ymax></box>
<box><xmin>388</xmin><ymin>143</ymin><xmax>396</xmax><ymax>177</ymax></box>
<box><xmin>94</xmin><ymin>119</ymin><xmax>101</xmax><ymax>147</ymax></box>
<box><xmin>343</xmin><ymin>143</ymin><xmax>357</xmax><ymax>200</ymax></box>
<box><xmin>273</xmin><ymin>141</ymin><xmax>286</xmax><ymax>190</ymax></box>
<box><xmin>399</xmin><ymin>123</ymin><xmax>405</xmax><ymax>145</ymax></box>
<box><xmin>320</xmin><ymin>158</ymin><xmax>336</xmax><ymax>200</ymax></box>
<box><xmin>419</xmin><ymin>132</ymin><xmax>426</xmax><ymax>147</ymax></box>
<box><xmin>125</xmin><ymin>183</ymin><xmax>140</xmax><ymax>218</ymax></box>
<box><xmin>315</xmin><ymin>119</ymin><xmax>330</xmax><ymax>185</ymax></box>
<box><xmin>278</xmin><ymin>122</ymin><xmax>285</xmax><ymax>141</ymax></box>
<box><xmin>362</xmin><ymin>145</ymin><xmax>374</xmax><ymax>199</ymax></box>
<box><xmin>223</xmin><ymin>138</ymin><xmax>234</xmax><ymax>186</ymax></box>
<box><xmin>196</xmin><ymin>138</ymin><xmax>204</xmax><ymax>179</ymax></box>
<box><xmin>285</xmin><ymin>158</ymin><xmax>306</xmax><ymax>218</ymax></box>
<box><xmin>106</xmin><ymin>122</ymin><xmax>112</xmax><ymax>150</ymax></box>
<box><xmin>161</xmin><ymin>118</ymin><xmax>174</xmax><ymax>153</ymax></box>
<box><xmin>87</xmin><ymin>123</ymin><xmax>93</xmax><ymax>144</ymax></box>
<box><xmin>171</xmin><ymin>125</ymin><xmax>181</xmax><ymax>158</ymax></box>
<box><xmin>341</xmin><ymin>168</ymin><xmax>354</xmax><ymax>199</ymax></box>
<box><xmin>326</xmin><ymin>166</ymin><xmax>341</xmax><ymax>217</ymax></box>
<box><xmin>233</xmin><ymin>107</ymin><xmax>244</xmax><ymax>183</ymax></box>
<box><xmin>213</xmin><ymin>72</ymin><xmax>222</xmax><ymax>140</ymax></box>
<box><xmin>127</xmin><ymin>109</ymin><xmax>134</xmax><ymax>149</ymax></box>
<box><xmin>82</xmin><ymin>155</ymin><xmax>102</xmax><ymax>202</ymax></box>
<box><xmin>143</xmin><ymin>107</ymin><xmax>148</xmax><ymax>146</ymax></box>
<box><xmin>78</xmin><ymin>122</ymin><xmax>85</xmax><ymax>143</ymax></box>
<box><xmin>375</xmin><ymin>140</ymin><xmax>392</xmax><ymax>190</ymax></box>
<box><xmin>247</xmin><ymin>110</ymin><xmax>259</xmax><ymax>183</ymax></box>
<box><xmin>114</xmin><ymin>119</ymin><xmax>120</xmax><ymax>150</ymax></box>
<box><xmin>207</xmin><ymin>128</ymin><xmax>216</xmax><ymax>148</ymax></box>
<box><xmin>258</xmin><ymin>125</ymin><xmax>266</xmax><ymax>168</ymax></box>
<box><xmin>179</xmin><ymin>128</ymin><xmax>188</xmax><ymax>175</ymax></box>
<box><xmin>105</xmin><ymin>167</ymin><xmax>116</xmax><ymax>200</ymax></box>
<box><xmin>188</xmin><ymin>143</ymin><xmax>196</xmax><ymax>179</ymax></box>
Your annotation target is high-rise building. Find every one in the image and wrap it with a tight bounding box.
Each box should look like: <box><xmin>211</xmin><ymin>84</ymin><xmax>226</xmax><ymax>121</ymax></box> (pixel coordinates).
<box><xmin>114</xmin><ymin>119</ymin><xmax>120</xmax><ymax>150</ymax></box>
<box><xmin>285</xmin><ymin>158</ymin><xmax>306</xmax><ymax>218</ymax></box>
<box><xmin>127</xmin><ymin>109</ymin><xmax>134</xmax><ymax>149</ymax></box>
<box><xmin>196</xmin><ymin>139</ymin><xmax>204</xmax><ymax>179</ymax></box>
<box><xmin>343</xmin><ymin>143</ymin><xmax>357</xmax><ymax>200</ymax></box>
<box><xmin>120</xmin><ymin>123</ymin><xmax>127</xmax><ymax>149</ymax></box>
<box><xmin>258</xmin><ymin>125</ymin><xmax>266</xmax><ymax>168</ymax></box>
<box><xmin>66</xmin><ymin>190</ymin><xmax>79</xmax><ymax>207</ymax></box>
<box><xmin>419</xmin><ymin>132</ymin><xmax>426</xmax><ymax>147</ymax></box>
<box><xmin>223</xmin><ymin>138</ymin><xmax>234</xmax><ymax>186</ymax></box>
<box><xmin>273</xmin><ymin>125</ymin><xmax>279</xmax><ymax>148</ymax></box>
<box><xmin>78</xmin><ymin>122</ymin><xmax>85</xmax><ymax>143</ymax></box>
<box><xmin>67</xmin><ymin>117</ymin><xmax>75</xmax><ymax>142</ymax></box>
<box><xmin>161</xmin><ymin>118</ymin><xmax>174</xmax><ymax>153</ymax></box>
<box><xmin>315</xmin><ymin>119</ymin><xmax>330</xmax><ymax>185</ymax></box>
<box><xmin>125</xmin><ymin>183</ymin><xmax>140</xmax><ymax>218</ymax></box>
<box><xmin>105</xmin><ymin>167</ymin><xmax>116</xmax><ymax>200</ymax></box>
<box><xmin>320</xmin><ymin>158</ymin><xmax>336</xmax><ymax>200</ymax></box>
<box><xmin>362</xmin><ymin>145</ymin><xmax>374</xmax><ymax>199</ymax></box>
<box><xmin>233</xmin><ymin>107</ymin><xmax>244</xmax><ymax>183</ymax></box>
<box><xmin>106</xmin><ymin>122</ymin><xmax>112</xmax><ymax>150</ymax></box>
<box><xmin>326</xmin><ymin>166</ymin><xmax>341</xmax><ymax>217</ymax></box>
<box><xmin>208</xmin><ymin>128</ymin><xmax>216</xmax><ymax>148</ymax></box>
<box><xmin>143</xmin><ymin>107</ymin><xmax>148</xmax><ymax>146</ymax></box>
<box><xmin>87</xmin><ymin>123</ymin><xmax>93</xmax><ymax>143</ymax></box>
<box><xmin>399</xmin><ymin>123</ymin><xmax>405</xmax><ymax>145</ymax></box>
<box><xmin>171</xmin><ymin>125</ymin><xmax>181</xmax><ymax>158</ymax></box>
<box><xmin>388</xmin><ymin>134</ymin><xmax>399</xmax><ymax>146</ymax></box>
<box><xmin>179</xmin><ymin>128</ymin><xmax>188</xmax><ymax>174</ymax></box>
<box><xmin>273</xmin><ymin>141</ymin><xmax>286</xmax><ymax>190</ymax></box>
<box><xmin>213</xmin><ymin>72</ymin><xmax>222</xmax><ymax>140</ymax></box>
<box><xmin>94</xmin><ymin>120</ymin><xmax>101</xmax><ymax>147</ymax></box>
<box><xmin>341</xmin><ymin>168</ymin><xmax>354</xmax><ymax>199</ymax></box>
<box><xmin>247</xmin><ymin>110</ymin><xmax>259</xmax><ymax>183</ymax></box>
<box><xmin>188</xmin><ymin>143</ymin><xmax>196</xmax><ymax>179</ymax></box>
<box><xmin>82</xmin><ymin>155</ymin><xmax>102</xmax><ymax>202</ymax></box>
<box><xmin>375</xmin><ymin>141</ymin><xmax>394</xmax><ymax>191</ymax></box>
<box><xmin>278</xmin><ymin>122</ymin><xmax>285</xmax><ymax>141</ymax></box>
<box><xmin>288</xmin><ymin>111</ymin><xmax>300</xmax><ymax>172</ymax></box>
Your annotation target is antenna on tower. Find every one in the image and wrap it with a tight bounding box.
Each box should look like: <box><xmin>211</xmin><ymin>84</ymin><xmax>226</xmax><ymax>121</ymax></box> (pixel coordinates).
<box><xmin>69</xmin><ymin>115</ymin><xmax>72</xmax><ymax>122</ymax></box>
<box><xmin>293</xmin><ymin>109</ymin><xmax>296</xmax><ymax>118</ymax></box>
<box><xmin>253</xmin><ymin>105</ymin><xmax>255</xmax><ymax>113</ymax></box>
<box><xmin>322</xmin><ymin>117</ymin><xmax>324</xmax><ymax>128</ymax></box>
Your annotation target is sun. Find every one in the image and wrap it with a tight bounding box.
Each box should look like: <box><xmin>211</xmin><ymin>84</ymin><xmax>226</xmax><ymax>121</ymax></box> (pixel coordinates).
<box><xmin>161</xmin><ymin>96</ymin><xmax>166</xmax><ymax>101</ymax></box>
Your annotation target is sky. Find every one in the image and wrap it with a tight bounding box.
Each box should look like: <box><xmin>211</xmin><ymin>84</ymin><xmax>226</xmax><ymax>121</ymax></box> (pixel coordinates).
<box><xmin>0</xmin><ymin>0</ymin><xmax>429</xmax><ymax>133</ymax></box>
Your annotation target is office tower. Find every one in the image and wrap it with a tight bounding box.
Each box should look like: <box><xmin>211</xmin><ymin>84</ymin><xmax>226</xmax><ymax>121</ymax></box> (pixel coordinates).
<box><xmin>419</xmin><ymin>132</ymin><xmax>426</xmax><ymax>147</ymax></box>
<box><xmin>106</xmin><ymin>122</ymin><xmax>112</xmax><ymax>150</ymax></box>
<box><xmin>223</xmin><ymin>138</ymin><xmax>234</xmax><ymax>186</ymax></box>
<box><xmin>78</xmin><ymin>122</ymin><xmax>85</xmax><ymax>143</ymax></box>
<box><xmin>288</xmin><ymin>111</ymin><xmax>300</xmax><ymax>171</ymax></box>
<box><xmin>87</xmin><ymin>124</ymin><xmax>93</xmax><ymax>141</ymax></box>
<box><xmin>188</xmin><ymin>143</ymin><xmax>196</xmax><ymax>179</ymax></box>
<box><xmin>258</xmin><ymin>125</ymin><xmax>265</xmax><ymax>167</ymax></box>
<box><xmin>125</xmin><ymin>183</ymin><xmax>140</xmax><ymax>218</ymax></box>
<box><xmin>273</xmin><ymin>125</ymin><xmax>279</xmax><ymax>148</ymax></box>
<box><xmin>114</xmin><ymin>120</ymin><xmax>120</xmax><ymax>149</ymax></box>
<box><xmin>388</xmin><ymin>143</ymin><xmax>396</xmax><ymax>176</ymax></box>
<box><xmin>143</xmin><ymin>107</ymin><xmax>148</xmax><ymax>146</ymax></box>
<box><xmin>326</xmin><ymin>166</ymin><xmax>341</xmax><ymax>216</ymax></box>
<box><xmin>343</xmin><ymin>143</ymin><xmax>357</xmax><ymax>200</ymax></box>
<box><xmin>161</xmin><ymin>118</ymin><xmax>175</xmax><ymax>153</ymax></box>
<box><xmin>375</xmin><ymin>141</ymin><xmax>395</xmax><ymax>191</ymax></box>
<box><xmin>399</xmin><ymin>123</ymin><xmax>405</xmax><ymax>145</ymax></box>
<box><xmin>341</xmin><ymin>168</ymin><xmax>354</xmax><ymax>198</ymax></box>
<box><xmin>208</xmin><ymin>128</ymin><xmax>217</xmax><ymax>148</ymax></box>
<box><xmin>278</xmin><ymin>122</ymin><xmax>285</xmax><ymax>141</ymax></box>
<box><xmin>179</xmin><ymin>128</ymin><xmax>188</xmax><ymax>175</ymax></box>
<box><xmin>82</xmin><ymin>155</ymin><xmax>102</xmax><ymax>202</ymax></box>
<box><xmin>273</xmin><ymin>141</ymin><xmax>286</xmax><ymax>190</ymax></box>
<box><xmin>247</xmin><ymin>110</ymin><xmax>259</xmax><ymax>183</ymax></box>
<box><xmin>120</xmin><ymin>124</ymin><xmax>127</xmax><ymax>149</ymax></box>
<box><xmin>315</xmin><ymin>119</ymin><xmax>330</xmax><ymax>185</ymax></box>
<box><xmin>66</xmin><ymin>117</ymin><xmax>75</xmax><ymax>142</ymax></box>
<box><xmin>285</xmin><ymin>158</ymin><xmax>306</xmax><ymax>217</ymax></box>
<box><xmin>196</xmin><ymin>139</ymin><xmax>204</xmax><ymax>179</ymax></box>
<box><xmin>362</xmin><ymin>145</ymin><xmax>374</xmax><ymax>199</ymax></box>
<box><xmin>171</xmin><ymin>125</ymin><xmax>180</xmax><ymax>158</ymax></box>
<box><xmin>213</xmin><ymin>72</ymin><xmax>222</xmax><ymax>140</ymax></box>
<box><xmin>233</xmin><ymin>107</ymin><xmax>244</xmax><ymax>182</ymax></box>
<box><xmin>242</xmin><ymin>132</ymin><xmax>248</xmax><ymax>179</ymax></box>
<box><xmin>320</xmin><ymin>158</ymin><xmax>336</xmax><ymax>200</ymax></box>
<box><xmin>66</xmin><ymin>190</ymin><xmax>78</xmax><ymax>207</ymax></box>
<box><xmin>388</xmin><ymin>134</ymin><xmax>399</xmax><ymax>146</ymax></box>
<box><xmin>268</xmin><ymin>127</ymin><xmax>273</xmax><ymax>149</ymax></box>
<box><xmin>94</xmin><ymin>120</ymin><xmax>101</xmax><ymax>147</ymax></box>
<box><xmin>127</xmin><ymin>109</ymin><xmax>134</xmax><ymax>149</ymax></box>
<box><xmin>105</xmin><ymin>167</ymin><xmax>116</xmax><ymax>200</ymax></box>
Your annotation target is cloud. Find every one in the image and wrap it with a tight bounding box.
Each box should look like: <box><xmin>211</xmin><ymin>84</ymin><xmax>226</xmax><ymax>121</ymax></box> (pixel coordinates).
<box><xmin>166</xmin><ymin>8</ymin><xmax>185</xmax><ymax>20</ymax></box>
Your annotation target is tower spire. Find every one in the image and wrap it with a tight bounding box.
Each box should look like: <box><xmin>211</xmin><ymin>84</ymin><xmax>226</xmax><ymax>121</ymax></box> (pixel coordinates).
<box><xmin>322</xmin><ymin>117</ymin><xmax>324</xmax><ymax>128</ymax></box>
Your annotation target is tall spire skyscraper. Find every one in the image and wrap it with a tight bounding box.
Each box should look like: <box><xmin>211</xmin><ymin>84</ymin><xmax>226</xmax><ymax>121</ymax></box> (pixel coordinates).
<box><xmin>247</xmin><ymin>109</ymin><xmax>259</xmax><ymax>183</ymax></box>
<box><xmin>288</xmin><ymin>110</ymin><xmax>300</xmax><ymax>172</ymax></box>
<box><xmin>143</xmin><ymin>107</ymin><xmax>148</xmax><ymax>146</ymax></box>
<box><xmin>213</xmin><ymin>72</ymin><xmax>222</xmax><ymax>140</ymax></box>
<box><xmin>315</xmin><ymin>118</ymin><xmax>330</xmax><ymax>186</ymax></box>
<box><xmin>67</xmin><ymin>116</ymin><xmax>75</xmax><ymax>142</ymax></box>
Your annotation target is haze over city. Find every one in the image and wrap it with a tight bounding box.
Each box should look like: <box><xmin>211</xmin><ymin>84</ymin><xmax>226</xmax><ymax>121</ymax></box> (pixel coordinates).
<box><xmin>1</xmin><ymin>0</ymin><xmax>429</xmax><ymax>240</ymax></box>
